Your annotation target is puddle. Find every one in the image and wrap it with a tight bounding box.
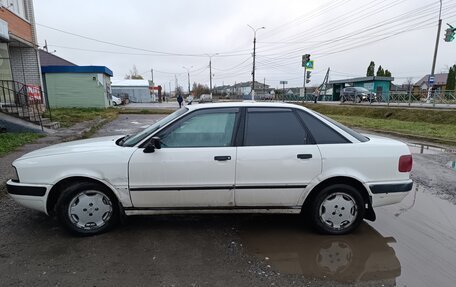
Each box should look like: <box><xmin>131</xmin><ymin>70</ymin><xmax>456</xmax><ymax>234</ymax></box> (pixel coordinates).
<box><xmin>240</xmin><ymin>220</ymin><xmax>400</xmax><ymax>283</ymax></box>
<box><xmin>241</xmin><ymin>184</ymin><xmax>456</xmax><ymax>286</ymax></box>
<box><xmin>446</xmin><ymin>161</ymin><xmax>456</xmax><ymax>171</ymax></box>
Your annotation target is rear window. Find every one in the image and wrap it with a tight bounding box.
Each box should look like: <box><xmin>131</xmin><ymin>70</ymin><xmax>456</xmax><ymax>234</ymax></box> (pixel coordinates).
<box><xmin>297</xmin><ymin>111</ymin><xmax>349</xmax><ymax>144</ymax></box>
<box><xmin>315</xmin><ymin>112</ymin><xmax>369</xmax><ymax>142</ymax></box>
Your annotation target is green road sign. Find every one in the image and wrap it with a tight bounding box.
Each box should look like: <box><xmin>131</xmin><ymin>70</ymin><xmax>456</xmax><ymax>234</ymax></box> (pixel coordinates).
<box><xmin>305</xmin><ymin>60</ymin><xmax>314</xmax><ymax>70</ymax></box>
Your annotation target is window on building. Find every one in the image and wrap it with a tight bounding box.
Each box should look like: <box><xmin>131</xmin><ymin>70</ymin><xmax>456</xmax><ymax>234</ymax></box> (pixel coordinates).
<box><xmin>0</xmin><ymin>43</ymin><xmax>13</xmax><ymax>81</ymax></box>
<box><xmin>2</xmin><ymin>0</ymin><xmax>27</xmax><ymax>20</ymax></box>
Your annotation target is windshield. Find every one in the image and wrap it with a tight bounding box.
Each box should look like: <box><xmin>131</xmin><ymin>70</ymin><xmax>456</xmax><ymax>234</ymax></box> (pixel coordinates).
<box><xmin>122</xmin><ymin>108</ymin><xmax>188</xmax><ymax>147</ymax></box>
<box><xmin>354</xmin><ymin>87</ymin><xmax>369</xmax><ymax>92</ymax></box>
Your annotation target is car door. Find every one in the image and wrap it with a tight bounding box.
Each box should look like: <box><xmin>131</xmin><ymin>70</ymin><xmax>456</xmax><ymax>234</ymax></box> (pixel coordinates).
<box><xmin>235</xmin><ymin>107</ymin><xmax>322</xmax><ymax>207</ymax></box>
<box><xmin>128</xmin><ymin>108</ymin><xmax>240</xmax><ymax>208</ymax></box>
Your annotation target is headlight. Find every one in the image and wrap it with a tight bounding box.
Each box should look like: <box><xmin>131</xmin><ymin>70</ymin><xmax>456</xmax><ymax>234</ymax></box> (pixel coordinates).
<box><xmin>12</xmin><ymin>166</ymin><xmax>19</xmax><ymax>182</ymax></box>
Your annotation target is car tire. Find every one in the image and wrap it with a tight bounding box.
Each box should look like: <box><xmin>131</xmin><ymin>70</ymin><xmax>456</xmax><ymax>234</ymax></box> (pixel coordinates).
<box><xmin>113</xmin><ymin>102</ymin><xmax>118</xmax><ymax>106</ymax></box>
<box><xmin>309</xmin><ymin>184</ymin><xmax>365</xmax><ymax>235</ymax></box>
<box><xmin>55</xmin><ymin>182</ymin><xmax>119</xmax><ymax>236</ymax></box>
<box><xmin>355</xmin><ymin>96</ymin><xmax>361</xmax><ymax>103</ymax></box>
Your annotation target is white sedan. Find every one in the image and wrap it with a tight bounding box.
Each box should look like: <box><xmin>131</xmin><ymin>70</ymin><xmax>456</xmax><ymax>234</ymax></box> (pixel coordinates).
<box><xmin>6</xmin><ymin>102</ymin><xmax>413</xmax><ymax>236</ymax></box>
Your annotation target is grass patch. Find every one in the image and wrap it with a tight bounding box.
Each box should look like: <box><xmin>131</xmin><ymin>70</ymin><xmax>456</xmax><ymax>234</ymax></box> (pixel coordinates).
<box><xmin>43</xmin><ymin>108</ymin><xmax>119</xmax><ymax>128</ymax></box>
<box><xmin>302</xmin><ymin>104</ymin><xmax>456</xmax><ymax>125</ymax></box>
<box><xmin>330</xmin><ymin>115</ymin><xmax>456</xmax><ymax>143</ymax></box>
<box><xmin>0</xmin><ymin>133</ymin><xmax>43</xmax><ymax>156</ymax></box>
<box><xmin>301</xmin><ymin>104</ymin><xmax>456</xmax><ymax>144</ymax></box>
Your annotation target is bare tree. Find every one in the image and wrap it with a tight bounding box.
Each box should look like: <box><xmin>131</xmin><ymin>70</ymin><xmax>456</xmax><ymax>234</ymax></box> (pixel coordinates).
<box><xmin>124</xmin><ymin>65</ymin><xmax>144</xmax><ymax>79</ymax></box>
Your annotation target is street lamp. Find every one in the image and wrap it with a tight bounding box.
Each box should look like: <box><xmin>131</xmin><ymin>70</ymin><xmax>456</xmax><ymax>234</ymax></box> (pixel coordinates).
<box><xmin>182</xmin><ymin>66</ymin><xmax>193</xmax><ymax>95</ymax></box>
<box><xmin>248</xmin><ymin>25</ymin><xmax>265</xmax><ymax>101</ymax></box>
<box><xmin>206</xmin><ymin>53</ymin><xmax>219</xmax><ymax>95</ymax></box>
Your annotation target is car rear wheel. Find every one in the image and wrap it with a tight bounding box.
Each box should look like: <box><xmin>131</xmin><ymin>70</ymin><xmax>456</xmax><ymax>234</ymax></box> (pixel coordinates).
<box><xmin>355</xmin><ymin>96</ymin><xmax>362</xmax><ymax>103</ymax></box>
<box><xmin>310</xmin><ymin>184</ymin><xmax>365</xmax><ymax>235</ymax></box>
<box><xmin>56</xmin><ymin>182</ymin><xmax>119</xmax><ymax>236</ymax></box>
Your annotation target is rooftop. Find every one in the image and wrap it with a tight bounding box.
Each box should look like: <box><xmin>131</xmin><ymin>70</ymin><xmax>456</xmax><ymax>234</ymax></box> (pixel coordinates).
<box><xmin>39</xmin><ymin>50</ymin><xmax>77</xmax><ymax>67</ymax></box>
<box><xmin>415</xmin><ymin>73</ymin><xmax>448</xmax><ymax>86</ymax></box>
<box><xmin>111</xmin><ymin>79</ymin><xmax>150</xmax><ymax>87</ymax></box>
<box><xmin>41</xmin><ymin>65</ymin><xmax>113</xmax><ymax>76</ymax></box>
<box><xmin>328</xmin><ymin>76</ymin><xmax>394</xmax><ymax>84</ymax></box>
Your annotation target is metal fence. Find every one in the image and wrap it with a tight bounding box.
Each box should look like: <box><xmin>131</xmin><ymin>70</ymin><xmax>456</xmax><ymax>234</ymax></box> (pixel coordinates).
<box><xmin>0</xmin><ymin>80</ymin><xmax>45</xmax><ymax>130</ymax></box>
<box><xmin>386</xmin><ymin>90</ymin><xmax>456</xmax><ymax>106</ymax></box>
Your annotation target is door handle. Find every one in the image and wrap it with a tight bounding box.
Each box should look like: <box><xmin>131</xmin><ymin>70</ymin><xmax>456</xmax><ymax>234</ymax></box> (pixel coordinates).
<box><xmin>297</xmin><ymin>154</ymin><xmax>312</xmax><ymax>159</ymax></box>
<box><xmin>214</xmin><ymin>156</ymin><xmax>231</xmax><ymax>161</ymax></box>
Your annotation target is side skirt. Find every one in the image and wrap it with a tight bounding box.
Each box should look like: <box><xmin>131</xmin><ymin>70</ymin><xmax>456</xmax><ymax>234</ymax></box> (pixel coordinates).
<box><xmin>124</xmin><ymin>207</ymin><xmax>302</xmax><ymax>216</ymax></box>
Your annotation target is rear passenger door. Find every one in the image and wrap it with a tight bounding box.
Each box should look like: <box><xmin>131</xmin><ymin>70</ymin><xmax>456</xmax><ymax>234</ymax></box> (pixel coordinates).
<box><xmin>235</xmin><ymin>108</ymin><xmax>322</xmax><ymax>207</ymax></box>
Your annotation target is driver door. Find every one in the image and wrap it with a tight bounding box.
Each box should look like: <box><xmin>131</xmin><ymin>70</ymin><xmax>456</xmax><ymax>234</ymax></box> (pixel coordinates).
<box><xmin>128</xmin><ymin>108</ymin><xmax>239</xmax><ymax>208</ymax></box>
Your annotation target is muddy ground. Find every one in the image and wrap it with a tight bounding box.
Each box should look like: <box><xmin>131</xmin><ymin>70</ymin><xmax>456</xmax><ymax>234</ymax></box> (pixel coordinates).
<box><xmin>0</xmin><ymin>114</ymin><xmax>455</xmax><ymax>287</ymax></box>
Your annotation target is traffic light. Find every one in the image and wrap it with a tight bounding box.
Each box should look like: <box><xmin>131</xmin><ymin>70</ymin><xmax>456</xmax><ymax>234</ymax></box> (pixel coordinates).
<box><xmin>302</xmin><ymin>54</ymin><xmax>311</xmax><ymax>67</ymax></box>
<box><xmin>306</xmin><ymin>71</ymin><xmax>311</xmax><ymax>83</ymax></box>
<box><xmin>444</xmin><ymin>24</ymin><xmax>455</xmax><ymax>42</ymax></box>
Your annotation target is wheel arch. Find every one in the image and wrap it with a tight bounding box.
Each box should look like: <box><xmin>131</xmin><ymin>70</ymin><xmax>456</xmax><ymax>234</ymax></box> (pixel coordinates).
<box><xmin>46</xmin><ymin>176</ymin><xmax>120</xmax><ymax>216</ymax></box>
<box><xmin>303</xmin><ymin>176</ymin><xmax>376</xmax><ymax>221</ymax></box>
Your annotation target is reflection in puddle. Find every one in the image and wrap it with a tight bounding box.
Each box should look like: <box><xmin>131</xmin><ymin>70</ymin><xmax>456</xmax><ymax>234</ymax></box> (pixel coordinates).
<box><xmin>446</xmin><ymin>161</ymin><xmax>456</xmax><ymax>171</ymax></box>
<box><xmin>370</xmin><ymin>184</ymin><xmax>456</xmax><ymax>287</ymax></box>
<box><xmin>240</xmin><ymin>221</ymin><xmax>400</xmax><ymax>283</ymax></box>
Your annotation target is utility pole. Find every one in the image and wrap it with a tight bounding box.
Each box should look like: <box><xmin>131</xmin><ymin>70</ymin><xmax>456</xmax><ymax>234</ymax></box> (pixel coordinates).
<box><xmin>151</xmin><ymin>69</ymin><xmax>154</xmax><ymax>85</ymax></box>
<box><xmin>183</xmin><ymin>66</ymin><xmax>193</xmax><ymax>95</ymax></box>
<box><xmin>204</xmin><ymin>53</ymin><xmax>219</xmax><ymax>96</ymax></box>
<box><xmin>428</xmin><ymin>0</ymin><xmax>443</xmax><ymax>106</ymax></box>
<box><xmin>44</xmin><ymin>40</ymin><xmax>48</xmax><ymax>52</ymax></box>
<box><xmin>169</xmin><ymin>82</ymin><xmax>172</xmax><ymax>98</ymax></box>
<box><xmin>248</xmin><ymin>25</ymin><xmax>265</xmax><ymax>101</ymax></box>
<box><xmin>209</xmin><ymin>58</ymin><xmax>212</xmax><ymax>95</ymax></box>
<box><xmin>303</xmin><ymin>66</ymin><xmax>307</xmax><ymax>101</ymax></box>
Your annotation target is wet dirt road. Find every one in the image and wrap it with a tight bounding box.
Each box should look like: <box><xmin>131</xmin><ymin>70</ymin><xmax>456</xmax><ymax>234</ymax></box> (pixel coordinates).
<box><xmin>0</xmin><ymin>114</ymin><xmax>455</xmax><ymax>287</ymax></box>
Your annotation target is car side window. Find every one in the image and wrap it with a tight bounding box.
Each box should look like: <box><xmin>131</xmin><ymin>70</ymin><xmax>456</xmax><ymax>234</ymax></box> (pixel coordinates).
<box><xmin>159</xmin><ymin>109</ymin><xmax>238</xmax><ymax>148</ymax></box>
<box><xmin>297</xmin><ymin>110</ymin><xmax>350</xmax><ymax>144</ymax></box>
<box><xmin>244</xmin><ymin>108</ymin><xmax>307</xmax><ymax>146</ymax></box>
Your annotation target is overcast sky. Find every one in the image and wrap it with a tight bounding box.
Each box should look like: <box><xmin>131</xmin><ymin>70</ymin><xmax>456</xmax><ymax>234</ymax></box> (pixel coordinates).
<box><xmin>35</xmin><ymin>0</ymin><xmax>456</xmax><ymax>91</ymax></box>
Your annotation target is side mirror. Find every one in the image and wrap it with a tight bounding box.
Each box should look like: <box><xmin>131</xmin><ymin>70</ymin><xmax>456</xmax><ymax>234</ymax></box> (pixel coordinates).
<box><xmin>143</xmin><ymin>137</ymin><xmax>161</xmax><ymax>153</ymax></box>
<box><xmin>152</xmin><ymin>136</ymin><xmax>161</xmax><ymax>149</ymax></box>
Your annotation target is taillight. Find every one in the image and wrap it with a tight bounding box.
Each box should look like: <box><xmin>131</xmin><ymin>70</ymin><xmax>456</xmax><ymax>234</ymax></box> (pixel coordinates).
<box><xmin>399</xmin><ymin>155</ymin><xmax>413</xmax><ymax>172</ymax></box>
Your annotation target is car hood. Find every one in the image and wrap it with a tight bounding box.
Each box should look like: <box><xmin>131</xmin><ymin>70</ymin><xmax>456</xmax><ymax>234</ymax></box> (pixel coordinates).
<box><xmin>16</xmin><ymin>135</ymin><xmax>125</xmax><ymax>160</ymax></box>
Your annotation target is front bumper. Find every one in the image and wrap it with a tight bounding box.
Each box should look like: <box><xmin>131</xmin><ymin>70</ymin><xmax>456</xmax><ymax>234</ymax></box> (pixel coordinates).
<box><xmin>368</xmin><ymin>180</ymin><xmax>413</xmax><ymax>207</ymax></box>
<box><xmin>6</xmin><ymin>180</ymin><xmax>51</xmax><ymax>214</ymax></box>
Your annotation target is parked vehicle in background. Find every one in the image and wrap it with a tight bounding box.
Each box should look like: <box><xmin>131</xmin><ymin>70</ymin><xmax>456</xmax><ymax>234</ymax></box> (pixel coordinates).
<box><xmin>341</xmin><ymin>87</ymin><xmax>378</xmax><ymax>103</ymax></box>
<box><xmin>7</xmin><ymin>102</ymin><xmax>412</xmax><ymax>236</ymax></box>
<box><xmin>111</xmin><ymin>95</ymin><xmax>122</xmax><ymax>106</ymax></box>
<box><xmin>198</xmin><ymin>94</ymin><xmax>213</xmax><ymax>103</ymax></box>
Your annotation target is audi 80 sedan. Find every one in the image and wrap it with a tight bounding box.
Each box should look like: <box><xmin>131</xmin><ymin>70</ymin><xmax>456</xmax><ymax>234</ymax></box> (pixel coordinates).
<box><xmin>7</xmin><ymin>102</ymin><xmax>413</xmax><ymax>236</ymax></box>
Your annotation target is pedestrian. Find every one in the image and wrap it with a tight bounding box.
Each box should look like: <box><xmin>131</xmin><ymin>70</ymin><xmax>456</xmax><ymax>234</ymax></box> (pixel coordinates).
<box><xmin>177</xmin><ymin>94</ymin><xmax>183</xmax><ymax>108</ymax></box>
<box><xmin>313</xmin><ymin>88</ymin><xmax>320</xmax><ymax>103</ymax></box>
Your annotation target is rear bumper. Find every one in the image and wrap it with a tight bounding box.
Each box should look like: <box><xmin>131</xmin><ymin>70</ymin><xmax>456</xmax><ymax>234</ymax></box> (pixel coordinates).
<box><xmin>6</xmin><ymin>180</ymin><xmax>51</xmax><ymax>214</ymax></box>
<box><xmin>368</xmin><ymin>180</ymin><xmax>413</xmax><ymax>208</ymax></box>
<box><xmin>369</xmin><ymin>181</ymin><xmax>413</xmax><ymax>194</ymax></box>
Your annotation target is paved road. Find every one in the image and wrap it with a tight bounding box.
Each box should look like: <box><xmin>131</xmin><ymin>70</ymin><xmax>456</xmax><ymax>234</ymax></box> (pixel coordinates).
<box><xmin>1</xmin><ymin>114</ymin><xmax>455</xmax><ymax>286</ymax></box>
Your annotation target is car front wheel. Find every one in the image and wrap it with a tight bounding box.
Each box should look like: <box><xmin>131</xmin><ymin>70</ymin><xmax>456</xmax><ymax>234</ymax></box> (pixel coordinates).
<box><xmin>56</xmin><ymin>182</ymin><xmax>119</xmax><ymax>236</ymax></box>
<box><xmin>310</xmin><ymin>184</ymin><xmax>365</xmax><ymax>235</ymax></box>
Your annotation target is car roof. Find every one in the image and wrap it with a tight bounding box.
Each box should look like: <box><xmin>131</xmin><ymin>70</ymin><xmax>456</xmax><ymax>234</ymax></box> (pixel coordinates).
<box><xmin>186</xmin><ymin>101</ymin><xmax>308</xmax><ymax>111</ymax></box>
